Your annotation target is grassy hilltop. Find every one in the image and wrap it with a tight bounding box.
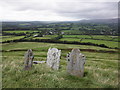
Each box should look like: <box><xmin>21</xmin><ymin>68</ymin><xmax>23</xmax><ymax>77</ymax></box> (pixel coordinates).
<box><xmin>2</xmin><ymin>42</ymin><xmax>118</xmax><ymax>88</ymax></box>
<box><xmin>1</xmin><ymin>20</ymin><xmax>119</xmax><ymax>88</ymax></box>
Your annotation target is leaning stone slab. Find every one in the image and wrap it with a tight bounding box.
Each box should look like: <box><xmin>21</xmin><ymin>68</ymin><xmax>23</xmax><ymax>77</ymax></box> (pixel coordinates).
<box><xmin>66</xmin><ymin>48</ymin><xmax>86</xmax><ymax>77</ymax></box>
<box><xmin>24</xmin><ymin>49</ymin><xmax>34</xmax><ymax>70</ymax></box>
<box><xmin>46</xmin><ymin>48</ymin><xmax>61</xmax><ymax>70</ymax></box>
<box><xmin>33</xmin><ymin>61</ymin><xmax>46</xmax><ymax>64</ymax></box>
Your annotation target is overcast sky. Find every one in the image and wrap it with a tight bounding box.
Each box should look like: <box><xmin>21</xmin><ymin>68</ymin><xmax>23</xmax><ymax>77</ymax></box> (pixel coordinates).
<box><xmin>0</xmin><ymin>0</ymin><xmax>119</xmax><ymax>21</ymax></box>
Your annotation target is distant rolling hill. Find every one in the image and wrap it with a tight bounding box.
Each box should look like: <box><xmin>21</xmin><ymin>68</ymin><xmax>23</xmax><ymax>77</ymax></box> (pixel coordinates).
<box><xmin>2</xmin><ymin>18</ymin><xmax>119</xmax><ymax>24</ymax></box>
<box><xmin>78</xmin><ymin>18</ymin><xmax>118</xmax><ymax>24</ymax></box>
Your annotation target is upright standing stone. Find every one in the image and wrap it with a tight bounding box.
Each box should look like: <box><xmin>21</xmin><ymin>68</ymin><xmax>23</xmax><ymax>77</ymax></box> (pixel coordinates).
<box><xmin>46</xmin><ymin>48</ymin><xmax>61</xmax><ymax>70</ymax></box>
<box><xmin>24</xmin><ymin>49</ymin><xmax>34</xmax><ymax>70</ymax></box>
<box><xmin>66</xmin><ymin>48</ymin><xmax>86</xmax><ymax>77</ymax></box>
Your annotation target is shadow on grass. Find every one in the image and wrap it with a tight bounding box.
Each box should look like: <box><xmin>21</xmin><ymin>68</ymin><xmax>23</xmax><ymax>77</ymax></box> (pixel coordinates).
<box><xmin>84</xmin><ymin>71</ymin><xmax>88</xmax><ymax>77</ymax></box>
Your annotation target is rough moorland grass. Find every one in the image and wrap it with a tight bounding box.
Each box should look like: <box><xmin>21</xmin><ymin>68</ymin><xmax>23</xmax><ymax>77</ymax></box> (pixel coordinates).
<box><xmin>2</xmin><ymin>42</ymin><xmax>118</xmax><ymax>88</ymax></box>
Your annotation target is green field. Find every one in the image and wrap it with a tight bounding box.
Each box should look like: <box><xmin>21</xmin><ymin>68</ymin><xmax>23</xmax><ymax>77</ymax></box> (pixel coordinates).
<box><xmin>1</xmin><ymin>34</ymin><xmax>119</xmax><ymax>49</ymax></box>
<box><xmin>63</xmin><ymin>35</ymin><xmax>92</xmax><ymax>38</ymax></box>
<box><xmin>3</xmin><ymin>31</ymin><xmax>38</xmax><ymax>33</ymax></box>
<box><xmin>60</xmin><ymin>38</ymin><xmax>118</xmax><ymax>48</ymax></box>
<box><xmin>63</xmin><ymin>35</ymin><xmax>119</xmax><ymax>41</ymax></box>
<box><xmin>62</xmin><ymin>30</ymin><xmax>84</xmax><ymax>34</ymax></box>
<box><xmin>60</xmin><ymin>35</ymin><xmax>119</xmax><ymax>48</ymax></box>
<box><xmin>2</xmin><ymin>42</ymin><xmax>118</xmax><ymax>88</ymax></box>
<box><xmin>81</xmin><ymin>39</ymin><xmax>118</xmax><ymax>48</ymax></box>
<box><xmin>1</xmin><ymin>36</ymin><xmax>24</xmax><ymax>42</ymax></box>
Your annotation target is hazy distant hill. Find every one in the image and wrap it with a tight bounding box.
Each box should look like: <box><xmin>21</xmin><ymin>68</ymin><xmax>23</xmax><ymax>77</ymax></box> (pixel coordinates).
<box><xmin>78</xmin><ymin>18</ymin><xmax>118</xmax><ymax>24</ymax></box>
<box><xmin>2</xmin><ymin>18</ymin><xmax>119</xmax><ymax>24</ymax></box>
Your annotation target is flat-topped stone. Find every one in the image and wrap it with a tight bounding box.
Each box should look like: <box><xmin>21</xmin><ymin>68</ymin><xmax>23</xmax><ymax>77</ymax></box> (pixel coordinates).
<box><xmin>67</xmin><ymin>48</ymin><xmax>86</xmax><ymax>77</ymax></box>
<box><xmin>46</xmin><ymin>48</ymin><xmax>61</xmax><ymax>70</ymax></box>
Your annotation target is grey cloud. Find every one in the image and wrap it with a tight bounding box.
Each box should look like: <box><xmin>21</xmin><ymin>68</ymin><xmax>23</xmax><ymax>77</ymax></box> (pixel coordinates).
<box><xmin>53</xmin><ymin>2</ymin><xmax>118</xmax><ymax>19</ymax></box>
<box><xmin>1</xmin><ymin>0</ymin><xmax>54</xmax><ymax>11</ymax></box>
<box><xmin>1</xmin><ymin>0</ymin><xmax>118</xmax><ymax>21</ymax></box>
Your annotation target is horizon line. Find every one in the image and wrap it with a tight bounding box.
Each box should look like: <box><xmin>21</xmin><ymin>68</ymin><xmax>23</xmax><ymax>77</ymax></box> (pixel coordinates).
<box><xmin>1</xmin><ymin>17</ymin><xmax>118</xmax><ymax>22</ymax></box>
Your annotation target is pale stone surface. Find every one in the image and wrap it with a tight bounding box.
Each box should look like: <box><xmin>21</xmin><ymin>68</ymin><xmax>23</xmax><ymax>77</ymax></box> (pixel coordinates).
<box><xmin>33</xmin><ymin>61</ymin><xmax>46</xmax><ymax>64</ymax></box>
<box><xmin>67</xmin><ymin>48</ymin><xmax>86</xmax><ymax>77</ymax></box>
<box><xmin>24</xmin><ymin>49</ymin><xmax>34</xmax><ymax>70</ymax></box>
<box><xmin>46</xmin><ymin>48</ymin><xmax>61</xmax><ymax>70</ymax></box>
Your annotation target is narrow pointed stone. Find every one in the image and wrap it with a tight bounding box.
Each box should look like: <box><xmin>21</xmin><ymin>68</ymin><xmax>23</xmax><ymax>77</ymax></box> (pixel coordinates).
<box><xmin>24</xmin><ymin>49</ymin><xmax>34</xmax><ymax>70</ymax></box>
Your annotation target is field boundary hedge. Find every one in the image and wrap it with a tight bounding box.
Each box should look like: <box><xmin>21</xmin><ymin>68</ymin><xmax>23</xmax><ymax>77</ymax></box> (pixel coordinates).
<box><xmin>62</xmin><ymin>37</ymin><xmax>119</xmax><ymax>42</ymax></box>
<box><xmin>2</xmin><ymin>38</ymin><xmax>119</xmax><ymax>49</ymax></box>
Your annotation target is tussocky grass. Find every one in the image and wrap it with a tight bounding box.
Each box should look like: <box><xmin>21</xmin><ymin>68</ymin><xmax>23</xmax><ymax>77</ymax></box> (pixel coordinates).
<box><xmin>2</xmin><ymin>42</ymin><xmax>118</xmax><ymax>88</ymax></box>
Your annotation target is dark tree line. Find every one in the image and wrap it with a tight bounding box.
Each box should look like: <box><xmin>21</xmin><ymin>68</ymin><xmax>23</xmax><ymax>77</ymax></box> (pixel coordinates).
<box><xmin>2</xmin><ymin>21</ymin><xmax>118</xmax><ymax>35</ymax></box>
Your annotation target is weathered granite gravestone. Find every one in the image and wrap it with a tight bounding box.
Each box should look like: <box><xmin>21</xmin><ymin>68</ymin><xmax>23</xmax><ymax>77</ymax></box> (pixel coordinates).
<box><xmin>24</xmin><ymin>49</ymin><xmax>34</xmax><ymax>70</ymax></box>
<box><xmin>46</xmin><ymin>48</ymin><xmax>61</xmax><ymax>70</ymax></box>
<box><xmin>66</xmin><ymin>48</ymin><xmax>86</xmax><ymax>77</ymax></box>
